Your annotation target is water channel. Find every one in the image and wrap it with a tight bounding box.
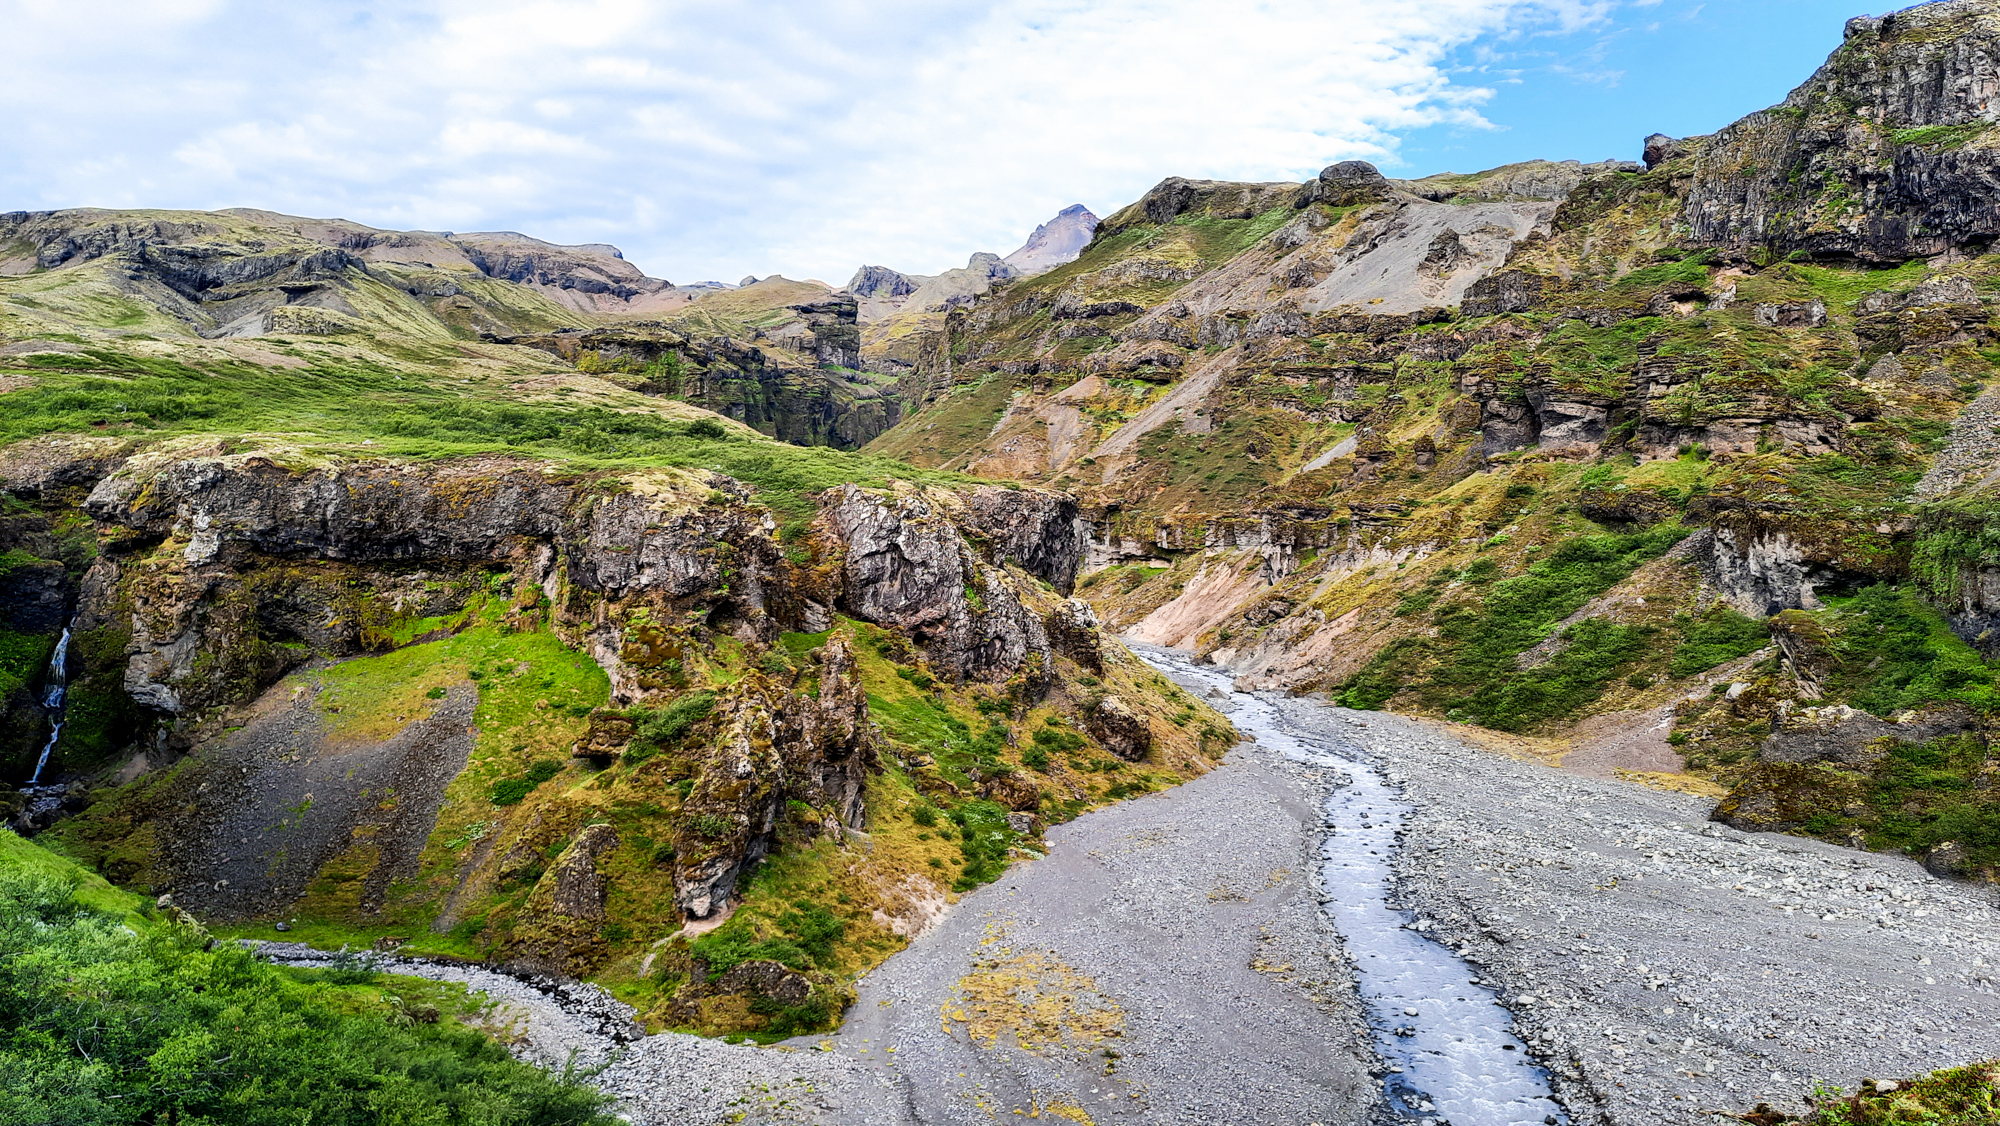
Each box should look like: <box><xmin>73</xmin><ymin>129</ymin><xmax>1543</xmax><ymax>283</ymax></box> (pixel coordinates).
<box><xmin>27</xmin><ymin>625</ymin><xmax>71</xmax><ymax>785</ymax></box>
<box><xmin>1141</xmin><ymin>647</ymin><xmax>1567</xmax><ymax>1126</ymax></box>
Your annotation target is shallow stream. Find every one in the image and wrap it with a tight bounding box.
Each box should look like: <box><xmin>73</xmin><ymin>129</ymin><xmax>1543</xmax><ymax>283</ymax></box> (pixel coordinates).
<box><xmin>1142</xmin><ymin>648</ymin><xmax>1567</xmax><ymax>1126</ymax></box>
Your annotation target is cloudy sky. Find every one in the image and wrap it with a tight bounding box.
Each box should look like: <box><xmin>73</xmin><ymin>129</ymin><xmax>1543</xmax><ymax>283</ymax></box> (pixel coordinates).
<box><xmin>4</xmin><ymin>0</ymin><xmax>1859</xmax><ymax>284</ymax></box>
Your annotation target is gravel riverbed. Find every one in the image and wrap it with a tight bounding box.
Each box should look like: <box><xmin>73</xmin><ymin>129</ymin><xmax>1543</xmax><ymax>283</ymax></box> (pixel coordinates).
<box><xmin>261</xmin><ymin>679</ymin><xmax>2000</xmax><ymax>1125</ymax></box>
<box><xmin>1286</xmin><ymin>704</ymin><xmax>2000</xmax><ymax>1124</ymax></box>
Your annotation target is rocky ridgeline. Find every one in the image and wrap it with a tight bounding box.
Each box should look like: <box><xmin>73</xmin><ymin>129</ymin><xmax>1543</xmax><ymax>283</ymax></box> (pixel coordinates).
<box><xmin>847</xmin><ymin>0</ymin><xmax>2000</xmax><ymax>881</ymax></box>
<box><xmin>0</xmin><ymin>438</ymin><xmax>1121</xmax><ymax>954</ymax></box>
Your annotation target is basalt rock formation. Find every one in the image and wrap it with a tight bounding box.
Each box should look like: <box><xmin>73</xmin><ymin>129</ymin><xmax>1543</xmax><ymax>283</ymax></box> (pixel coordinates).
<box><xmin>0</xmin><ymin>419</ymin><xmax>1223</xmax><ymax>1039</ymax></box>
<box><xmin>854</xmin><ymin>0</ymin><xmax>2000</xmax><ymax>876</ymax></box>
<box><xmin>1686</xmin><ymin>1</ymin><xmax>2000</xmax><ymax>263</ymax></box>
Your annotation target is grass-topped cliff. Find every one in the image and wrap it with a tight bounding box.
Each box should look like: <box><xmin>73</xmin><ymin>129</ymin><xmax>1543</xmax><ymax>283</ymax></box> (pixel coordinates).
<box><xmin>0</xmin><ymin>208</ymin><xmax>1231</xmax><ymax>1042</ymax></box>
<box><xmin>860</xmin><ymin>0</ymin><xmax>2000</xmax><ymax>881</ymax></box>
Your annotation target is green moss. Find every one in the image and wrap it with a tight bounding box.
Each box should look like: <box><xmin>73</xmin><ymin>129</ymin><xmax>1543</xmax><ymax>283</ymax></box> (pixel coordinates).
<box><xmin>1669</xmin><ymin>607</ymin><xmax>1770</xmax><ymax>677</ymax></box>
<box><xmin>0</xmin><ymin>628</ymin><xmax>55</xmax><ymax>706</ymax></box>
<box><xmin>1334</xmin><ymin>527</ymin><xmax>1690</xmax><ymax>730</ymax></box>
<box><xmin>1818</xmin><ymin>585</ymin><xmax>1997</xmax><ymax>716</ymax></box>
<box><xmin>1892</xmin><ymin>122</ymin><xmax>1992</xmax><ymax>150</ymax></box>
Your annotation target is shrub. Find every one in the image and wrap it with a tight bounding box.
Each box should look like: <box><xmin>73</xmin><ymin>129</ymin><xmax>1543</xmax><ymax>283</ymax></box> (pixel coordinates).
<box><xmin>1669</xmin><ymin>607</ymin><xmax>1770</xmax><ymax>678</ymax></box>
<box><xmin>685</xmin><ymin>418</ymin><xmax>727</xmax><ymax>440</ymax></box>
<box><xmin>627</xmin><ymin>692</ymin><xmax>715</xmax><ymax>761</ymax></box>
<box><xmin>0</xmin><ymin>871</ymin><xmax>615</xmax><ymax>1125</ymax></box>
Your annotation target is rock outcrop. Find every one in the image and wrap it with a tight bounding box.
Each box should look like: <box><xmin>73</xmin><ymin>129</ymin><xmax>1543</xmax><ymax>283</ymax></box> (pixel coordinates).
<box><xmin>512</xmin><ymin>823</ymin><xmax>622</xmax><ymax>974</ymax></box>
<box><xmin>817</xmin><ymin>484</ymin><xmax>1069</xmax><ymax>686</ymax></box>
<box><xmin>1002</xmin><ymin>204</ymin><xmax>1100</xmax><ymax>276</ymax></box>
<box><xmin>1686</xmin><ymin>1</ymin><xmax>2000</xmax><ymax>261</ymax></box>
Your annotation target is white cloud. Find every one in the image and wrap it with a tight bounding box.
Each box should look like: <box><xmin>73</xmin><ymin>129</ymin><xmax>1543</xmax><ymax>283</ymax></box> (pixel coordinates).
<box><xmin>0</xmin><ymin>0</ymin><xmax>1617</xmax><ymax>282</ymax></box>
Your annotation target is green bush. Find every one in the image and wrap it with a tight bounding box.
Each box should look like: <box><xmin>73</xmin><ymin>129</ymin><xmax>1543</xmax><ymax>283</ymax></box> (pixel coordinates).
<box><xmin>777</xmin><ymin>901</ymin><xmax>845</xmax><ymax>966</ymax></box>
<box><xmin>1669</xmin><ymin>607</ymin><xmax>1770</xmax><ymax>677</ymax></box>
<box><xmin>488</xmin><ymin>759</ymin><xmax>565</xmax><ymax>805</ymax></box>
<box><xmin>625</xmin><ymin>692</ymin><xmax>715</xmax><ymax>763</ymax></box>
<box><xmin>949</xmin><ymin>800</ymin><xmax>1019</xmax><ymax>891</ymax></box>
<box><xmin>910</xmin><ymin>804</ymin><xmax>939</xmax><ymax>827</ymax></box>
<box><xmin>0</xmin><ymin>871</ymin><xmax>615</xmax><ymax>1125</ymax></box>
<box><xmin>688</xmin><ymin>900</ymin><xmax>843</xmax><ymax>979</ymax></box>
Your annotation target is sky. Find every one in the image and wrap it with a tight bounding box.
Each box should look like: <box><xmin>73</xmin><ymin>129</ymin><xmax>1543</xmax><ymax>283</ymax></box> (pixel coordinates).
<box><xmin>1</xmin><ymin>0</ymin><xmax>1870</xmax><ymax>285</ymax></box>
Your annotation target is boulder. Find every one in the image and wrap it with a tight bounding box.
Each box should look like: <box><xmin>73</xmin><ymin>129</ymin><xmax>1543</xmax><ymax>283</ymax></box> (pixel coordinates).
<box><xmin>1642</xmin><ymin>133</ymin><xmax>1686</xmax><ymax>169</ymax></box>
<box><xmin>1087</xmin><ymin>695</ymin><xmax>1152</xmax><ymax>762</ymax></box>
<box><xmin>714</xmin><ymin>959</ymin><xmax>813</xmax><ymax>1005</ymax></box>
<box><xmin>1298</xmin><ymin>161</ymin><xmax>1392</xmax><ymax>209</ymax></box>
<box><xmin>1047</xmin><ymin>598</ymin><xmax>1106</xmax><ymax>673</ymax></box>
<box><xmin>1758</xmin><ymin>704</ymin><xmax>1972</xmax><ymax>769</ymax></box>
<box><xmin>1926</xmin><ymin>840</ymin><xmax>1971</xmax><ymax>877</ymax></box>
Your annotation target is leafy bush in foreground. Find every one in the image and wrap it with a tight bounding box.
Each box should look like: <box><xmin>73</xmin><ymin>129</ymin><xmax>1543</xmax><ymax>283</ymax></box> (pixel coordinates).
<box><xmin>0</xmin><ymin>870</ymin><xmax>615</xmax><ymax>1126</ymax></box>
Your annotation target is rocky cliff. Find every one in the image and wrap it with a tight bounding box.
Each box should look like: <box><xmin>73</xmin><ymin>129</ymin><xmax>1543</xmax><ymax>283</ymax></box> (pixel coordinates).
<box><xmin>0</xmin><ymin>426</ymin><xmax>1224</xmax><ymax>1035</ymax></box>
<box><xmin>1684</xmin><ymin>1</ymin><xmax>2000</xmax><ymax>262</ymax></box>
<box><xmin>856</xmin><ymin>0</ymin><xmax>2000</xmax><ymax>876</ymax></box>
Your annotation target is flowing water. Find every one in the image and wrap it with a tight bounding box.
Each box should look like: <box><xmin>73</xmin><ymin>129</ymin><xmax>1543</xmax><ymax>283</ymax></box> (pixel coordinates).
<box><xmin>27</xmin><ymin>626</ymin><xmax>71</xmax><ymax>785</ymax></box>
<box><xmin>1142</xmin><ymin>648</ymin><xmax>1566</xmax><ymax>1126</ymax></box>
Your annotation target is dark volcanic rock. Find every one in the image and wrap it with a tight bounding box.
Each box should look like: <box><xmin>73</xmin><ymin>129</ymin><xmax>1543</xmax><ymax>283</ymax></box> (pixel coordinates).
<box><xmin>86</xmin><ymin>455</ymin><xmax>571</xmax><ymax>563</ymax></box>
<box><xmin>1686</xmin><ymin>1</ymin><xmax>2000</xmax><ymax>261</ymax></box>
<box><xmin>1297</xmin><ymin>160</ymin><xmax>1393</xmax><ymax>209</ymax></box>
<box><xmin>820</xmin><ymin>485</ymin><xmax>1060</xmax><ymax>686</ymax></box>
<box><xmin>846</xmin><ymin>265</ymin><xmax>916</xmax><ymax>299</ymax></box>
<box><xmin>1086</xmin><ymin>695</ymin><xmax>1152</xmax><ymax>762</ymax></box>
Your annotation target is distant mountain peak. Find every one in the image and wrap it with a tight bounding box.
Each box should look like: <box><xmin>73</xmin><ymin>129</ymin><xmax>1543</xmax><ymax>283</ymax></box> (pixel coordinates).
<box><xmin>1003</xmin><ymin>205</ymin><xmax>1099</xmax><ymax>276</ymax></box>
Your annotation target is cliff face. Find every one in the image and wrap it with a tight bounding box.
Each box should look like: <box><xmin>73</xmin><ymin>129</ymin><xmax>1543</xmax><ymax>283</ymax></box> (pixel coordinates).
<box><xmin>0</xmin><ymin>431</ymin><xmax>1220</xmax><ymax>1034</ymax></box>
<box><xmin>855</xmin><ymin>1</ymin><xmax>2000</xmax><ymax>872</ymax></box>
<box><xmin>497</xmin><ymin>314</ymin><xmax>899</xmax><ymax>450</ymax></box>
<box><xmin>1686</xmin><ymin>1</ymin><xmax>2000</xmax><ymax>262</ymax></box>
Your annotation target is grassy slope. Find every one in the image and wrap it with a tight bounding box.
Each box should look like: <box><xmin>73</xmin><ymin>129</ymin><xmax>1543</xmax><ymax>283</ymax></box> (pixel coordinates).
<box><xmin>864</xmin><ymin>163</ymin><xmax>2000</xmax><ymax>878</ymax></box>
<box><xmin>2</xmin><ymin>230</ymin><xmax>1236</xmax><ymax>1040</ymax></box>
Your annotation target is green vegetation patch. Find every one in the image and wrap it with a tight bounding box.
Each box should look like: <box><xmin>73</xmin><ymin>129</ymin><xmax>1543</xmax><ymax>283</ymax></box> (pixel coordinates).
<box><xmin>1334</xmin><ymin>527</ymin><xmax>1689</xmax><ymax>730</ymax></box>
<box><xmin>1806</xmin><ymin>585</ymin><xmax>1999</xmax><ymax>716</ymax></box>
<box><xmin>1892</xmin><ymin>122</ymin><xmax>1992</xmax><ymax>150</ymax></box>
<box><xmin>0</xmin><ymin>864</ymin><xmax>614</xmax><ymax>1126</ymax></box>
<box><xmin>1792</xmin><ymin>1060</ymin><xmax>2000</xmax><ymax>1124</ymax></box>
<box><xmin>0</xmin><ymin>355</ymin><xmax>976</xmax><ymax>523</ymax></box>
<box><xmin>1668</xmin><ymin>607</ymin><xmax>1770</xmax><ymax>678</ymax></box>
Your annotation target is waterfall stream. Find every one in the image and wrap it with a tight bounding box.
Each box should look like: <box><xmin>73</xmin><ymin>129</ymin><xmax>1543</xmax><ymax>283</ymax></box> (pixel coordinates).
<box><xmin>1142</xmin><ymin>648</ymin><xmax>1567</xmax><ymax>1126</ymax></box>
<box><xmin>27</xmin><ymin>625</ymin><xmax>72</xmax><ymax>786</ymax></box>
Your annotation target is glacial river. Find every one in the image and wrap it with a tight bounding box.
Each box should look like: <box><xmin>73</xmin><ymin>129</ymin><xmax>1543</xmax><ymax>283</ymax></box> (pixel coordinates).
<box><xmin>1141</xmin><ymin>648</ymin><xmax>1567</xmax><ymax>1126</ymax></box>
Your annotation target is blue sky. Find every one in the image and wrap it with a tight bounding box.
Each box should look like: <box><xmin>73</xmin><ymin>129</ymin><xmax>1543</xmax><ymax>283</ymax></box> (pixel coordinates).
<box><xmin>1397</xmin><ymin>1</ymin><xmax>1863</xmax><ymax>175</ymax></box>
<box><xmin>2</xmin><ymin>0</ymin><xmax>1874</xmax><ymax>284</ymax></box>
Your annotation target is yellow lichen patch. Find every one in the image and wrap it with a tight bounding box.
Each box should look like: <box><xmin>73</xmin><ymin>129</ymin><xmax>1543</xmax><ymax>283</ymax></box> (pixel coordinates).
<box><xmin>1038</xmin><ymin>1101</ymin><xmax>1097</xmax><ymax>1124</ymax></box>
<box><xmin>1614</xmin><ymin>769</ymin><xmax>1729</xmax><ymax>797</ymax></box>
<box><xmin>944</xmin><ymin>945</ymin><xmax>1124</xmax><ymax>1055</ymax></box>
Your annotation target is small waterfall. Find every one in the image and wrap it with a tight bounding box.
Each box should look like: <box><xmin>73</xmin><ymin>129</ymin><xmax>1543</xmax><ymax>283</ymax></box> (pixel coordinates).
<box><xmin>27</xmin><ymin>626</ymin><xmax>71</xmax><ymax>785</ymax></box>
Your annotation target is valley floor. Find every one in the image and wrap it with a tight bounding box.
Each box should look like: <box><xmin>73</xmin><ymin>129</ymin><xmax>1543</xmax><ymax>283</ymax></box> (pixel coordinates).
<box><xmin>288</xmin><ymin>677</ymin><xmax>2000</xmax><ymax>1126</ymax></box>
<box><xmin>1303</xmin><ymin>705</ymin><xmax>2000</xmax><ymax>1125</ymax></box>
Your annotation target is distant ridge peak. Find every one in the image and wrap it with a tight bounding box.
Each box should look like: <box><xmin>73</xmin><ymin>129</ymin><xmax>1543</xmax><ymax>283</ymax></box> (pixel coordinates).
<box><xmin>1003</xmin><ymin>205</ymin><xmax>1099</xmax><ymax>276</ymax></box>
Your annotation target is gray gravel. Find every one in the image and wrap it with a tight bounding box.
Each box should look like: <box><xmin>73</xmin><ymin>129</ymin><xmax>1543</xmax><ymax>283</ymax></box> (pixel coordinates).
<box><xmin>261</xmin><ymin>679</ymin><xmax>2000</xmax><ymax>1126</ymax></box>
<box><xmin>1283</xmin><ymin>703</ymin><xmax>2000</xmax><ymax>1124</ymax></box>
<box><xmin>826</xmin><ymin>735</ymin><xmax>1379</xmax><ymax>1126</ymax></box>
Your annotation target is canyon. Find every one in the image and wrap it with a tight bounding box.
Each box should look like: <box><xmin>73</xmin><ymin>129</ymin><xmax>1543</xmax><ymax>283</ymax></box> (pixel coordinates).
<box><xmin>9</xmin><ymin>3</ymin><xmax>2000</xmax><ymax>1123</ymax></box>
